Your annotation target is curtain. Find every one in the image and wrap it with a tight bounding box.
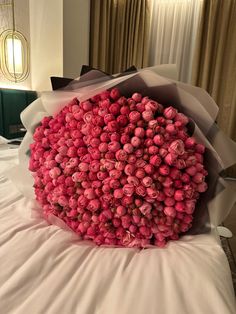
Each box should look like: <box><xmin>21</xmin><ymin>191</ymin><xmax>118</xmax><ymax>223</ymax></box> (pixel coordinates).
<box><xmin>148</xmin><ymin>0</ymin><xmax>203</xmax><ymax>83</ymax></box>
<box><xmin>192</xmin><ymin>0</ymin><xmax>236</xmax><ymax>176</ymax></box>
<box><xmin>89</xmin><ymin>0</ymin><xmax>151</xmax><ymax>74</ymax></box>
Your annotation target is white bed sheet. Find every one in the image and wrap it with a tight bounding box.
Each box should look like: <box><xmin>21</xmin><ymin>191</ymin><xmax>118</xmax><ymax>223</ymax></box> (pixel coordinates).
<box><xmin>0</xmin><ymin>147</ymin><xmax>235</xmax><ymax>314</ymax></box>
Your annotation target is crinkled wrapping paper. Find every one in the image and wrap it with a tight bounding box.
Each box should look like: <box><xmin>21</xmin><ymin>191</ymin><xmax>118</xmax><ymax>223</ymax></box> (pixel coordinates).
<box><xmin>5</xmin><ymin>66</ymin><xmax>236</xmax><ymax>241</ymax></box>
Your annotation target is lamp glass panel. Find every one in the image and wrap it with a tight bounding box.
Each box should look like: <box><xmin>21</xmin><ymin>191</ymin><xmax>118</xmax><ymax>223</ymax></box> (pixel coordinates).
<box><xmin>6</xmin><ymin>37</ymin><xmax>23</xmax><ymax>74</ymax></box>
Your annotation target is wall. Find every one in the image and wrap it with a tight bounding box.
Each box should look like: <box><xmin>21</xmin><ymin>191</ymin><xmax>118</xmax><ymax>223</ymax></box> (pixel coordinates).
<box><xmin>0</xmin><ymin>0</ymin><xmax>90</xmax><ymax>91</ymax></box>
<box><xmin>29</xmin><ymin>0</ymin><xmax>63</xmax><ymax>91</ymax></box>
<box><xmin>0</xmin><ymin>0</ymin><xmax>31</xmax><ymax>90</ymax></box>
<box><xmin>63</xmin><ymin>0</ymin><xmax>90</xmax><ymax>78</ymax></box>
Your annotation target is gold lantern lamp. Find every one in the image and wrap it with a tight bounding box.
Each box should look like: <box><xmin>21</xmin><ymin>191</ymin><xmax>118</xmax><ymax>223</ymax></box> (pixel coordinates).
<box><xmin>0</xmin><ymin>0</ymin><xmax>29</xmax><ymax>83</ymax></box>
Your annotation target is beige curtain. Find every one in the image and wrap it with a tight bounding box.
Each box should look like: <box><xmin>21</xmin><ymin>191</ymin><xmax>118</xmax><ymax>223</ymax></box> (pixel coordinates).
<box><xmin>192</xmin><ymin>0</ymin><xmax>236</xmax><ymax>176</ymax></box>
<box><xmin>90</xmin><ymin>0</ymin><xmax>151</xmax><ymax>74</ymax></box>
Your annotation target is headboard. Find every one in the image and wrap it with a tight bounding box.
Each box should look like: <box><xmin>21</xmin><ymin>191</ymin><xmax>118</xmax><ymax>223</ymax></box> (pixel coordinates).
<box><xmin>0</xmin><ymin>88</ymin><xmax>37</xmax><ymax>139</ymax></box>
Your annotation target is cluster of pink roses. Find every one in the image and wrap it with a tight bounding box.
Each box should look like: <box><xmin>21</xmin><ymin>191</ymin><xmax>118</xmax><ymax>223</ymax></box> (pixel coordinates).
<box><xmin>29</xmin><ymin>88</ymin><xmax>208</xmax><ymax>248</ymax></box>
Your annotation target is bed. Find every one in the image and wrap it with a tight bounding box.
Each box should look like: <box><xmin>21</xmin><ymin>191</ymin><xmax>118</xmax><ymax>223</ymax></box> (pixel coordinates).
<box><xmin>0</xmin><ymin>145</ymin><xmax>235</xmax><ymax>314</ymax></box>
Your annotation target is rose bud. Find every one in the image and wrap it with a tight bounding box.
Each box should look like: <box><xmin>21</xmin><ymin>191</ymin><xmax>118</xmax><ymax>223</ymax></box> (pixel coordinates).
<box><xmin>148</xmin><ymin>146</ymin><xmax>159</xmax><ymax>155</ymax></box>
<box><xmin>140</xmin><ymin>202</ymin><xmax>152</xmax><ymax>215</ymax></box>
<box><xmin>174</xmin><ymin>113</ymin><xmax>189</xmax><ymax>125</ymax></box>
<box><xmin>107</xmin><ymin>120</ymin><xmax>119</xmax><ymax>132</ymax></box>
<box><xmin>195</xmin><ymin>153</ymin><xmax>203</xmax><ymax>163</ymax></box>
<box><xmin>132</xmin><ymin>92</ymin><xmax>142</xmax><ymax>102</ymax></box>
<box><xmin>146</xmin><ymin>129</ymin><xmax>155</xmax><ymax>138</ymax></box>
<box><xmin>109</xmin><ymin>103</ymin><xmax>120</xmax><ymax>115</ymax></box>
<box><xmin>127</xmin><ymin>176</ymin><xmax>139</xmax><ymax>186</ymax></box>
<box><xmin>104</xmin><ymin>160</ymin><xmax>116</xmax><ymax>171</ymax></box>
<box><xmin>168</xmin><ymin>139</ymin><xmax>185</xmax><ymax>156</ymax></box>
<box><xmin>159</xmin><ymin>148</ymin><xmax>168</xmax><ymax>158</ymax></box>
<box><xmin>91</xmin><ymin>126</ymin><xmax>102</xmax><ymax>138</ymax></box>
<box><xmin>164</xmin><ymin>206</ymin><xmax>176</xmax><ymax>217</ymax></box>
<box><xmin>185</xmin><ymin>166</ymin><xmax>197</xmax><ymax>177</ymax></box>
<box><xmin>164</xmin><ymin>197</ymin><xmax>175</xmax><ymax>206</ymax></box>
<box><xmin>169</xmin><ymin>168</ymin><xmax>181</xmax><ymax>180</ymax></box>
<box><xmin>142</xmin><ymin>165</ymin><xmax>153</xmax><ymax>176</ymax></box>
<box><xmin>197</xmin><ymin>182</ymin><xmax>208</xmax><ymax>193</ymax></box>
<box><xmin>109</xmin><ymin>179</ymin><xmax>120</xmax><ymax>189</ymax></box>
<box><xmin>163</xmin><ymin>106</ymin><xmax>177</xmax><ymax>119</ymax></box>
<box><xmin>120</xmin><ymin>134</ymin><xmax>130</xmax><ymax>144</ymax></box>
<box><xmin>134</xmin><ymin>127</ymin><xmax>145</xmax><ymax>138</ymax></box>
<box><xmin>123</xmin><ymin>143</ymin><xmax>134</xmax><ymax>154</ymax></box>
<box><xmin>98</xmin><ymin>142</ymin><xmax>108</xmax><ymax>153</ymax></box>
<box><xmin>110</xmin><ymin>88</ymin><xmax>120</xmax><ymax>100</ymax></box>
<box><xmin>185</xmin><ymin>137</ymin><xmax>196</xmax><ymax>149</ymax></box>
<box><xmin>87</xmin><ymin>199</ymin><xmax>100</xmax><ymax>212</ymax></box>
<box><xmin>110</xmin><ymin>169</ymin><xmax>122</xmax><ymax>179</ymax></box>
<box><xmin>186</xmin><ymin>155</ymin><xmax>197</xmax><ymax>167</ymax></box>
<box><xmin>164</xmin><ymin>153</ymin><xmax>177</xmax><ymax>166</ymax></box>
<box><xmin>105</xmin><ymin>152</ymin><xmax>115</xmax><ymax>159</ymax></box>
<box><xmin>128</xmin><ymin>154</ymin><xmax>137</xmax><ymax>164</ymax></box>
<box><xmin>129</xmin><ymin>111</ymin><xmax>141</xmax><ymax>123</ymax></box>
<box><xmin>115</xmin><ymin>149</ymin><xmax>128</xmax><ymax>161</ymax></box>
<box><xmin>174</xmin><ymin>201</ymin><xmax>185</xmax><ymax>212</ymax></box>
<box><xmin>153</xmin><ymin>134</ymin><xmax>164</xmax><ymax>146</ymax></box>
<box><xmin>117</xmin><ymin>115</ymin><xmax>128</xmax><ymax>126</ymax></box>
<box><xmin>100</xmin><ymin>132</ymin><xmax>110</xmax><ymax>142</ymax></box>
<box><xmin>104</xmin><ymin>113</ymin><xmax>115</xmax><ymax>124</ymax></box>
<box><xmin>165</xmin><ymin>124</ymin><xmax>176</xmax><ymax>135</ymax></box>
<box><xmin>148</xmin><ymin>120</ymin><xmax>158</xmax><ymax>129</ymax></box>
<box><xmin>120</xmin><ymin>106</ymin><xmax>130</xmax><ymax>115</ymax></box>
<box><xmin>181</xmin><ymin>173</ymin><xmax>191</xmax><ymax>183</ymax></box>
<box><xmin>123</xmin><ymin>184</ymin><xmax>135</xmax><ymax>196</ymax></box>
<box><xmin>124</xmin><ymin>164</ymin><xmax>135</xmax><ymax>176</ymax></box>
<box><xmin>136</xmin><ymin>102</ymin><xmax>146</xmax><ymax>113</ymax></box>
<box><xmin>174</xmin><ymin>190</ymin><xmax>185</xmax><ymax>201</ymax></box>
<box><xmin>131</xmin><ymin>136</ymin><xmax>141</xmax><ymax>148</ymax></box>
<box><xmin>150</xmin><ymin>155</ymin><xmax>162</xmax><ymax>167</ymax></box>
<box><xmin>159</xmin><ymin>164</ymin><xmax>170</xmax><ymax>176</ymax></box>
<box><xmin>142</xmin><ymin>110</ymin><xmax>154</xmax><ymax>121</ymax></box>
<box><xmin>163</xmin><ymin>187</ymin><xmax>175</xmax><ymax>197</ymax></box>
<box><xmin>193</xmin><ymin>172</ymin><xmax>205</xmax><ymax>184</ymax></box>
<box><xmin>195</xmin><ymin>143</ymin><xmax>205</xmax><ymax>154</ymax></box>
<box><xmin>162</xmin><ymin>177</ymin><xmax>173</xmax><ymax>188</ymax></box>
<box><xmin>88</xmin><ymin>160</ymin><xmax>99</xmax><ymax>172</ymax></box>
<box><xmin>135</xmin><ymin>185</ymin><xmax>147</xmax><ymax>197</ymax></box>
<box><xmin>185</xmin><ymin>200</ymin><xmax>196</xmax><ymax>214</ymax></box>
<box><xmin>135</xmin><ymin>168</ymin><xmax>146</xmax><ymax>179</ymax></box>
<box><xmin>122</xmin><ymin>196</ymin><xmax>134</xmax><ymax>205</ymax></box>
<box><xmin>183</xmin><ymin>215</ymin><xmax>193</xmax><ymax>224</ymax></box>
<box><xmin>112</xmin><ymin>218</ymin><xmax>121</xmax><ymax>228</ymax></box>
<box><xmin>146</xmin><ymin>187</ymin><xmax>158</xmax><ymax>199</ymax></box>
<box><xmin>108</xmin><ymin>141</ymin><xmax>121</xmax><ymax>152</ymax></box>
<box><xmin>114</xmin><ymin>188</ymin><xmax>124</xmax><ymax>199</ymax></box>
<box><xmin>144</xmin><ymin>138</ymin><xmax>154</xmax><ymax>147</ymax></box>
<box><xmin>136</xmin><ymin>159</ymin><xmax>147</xmax><ymax>168</ymax></box>
<box><xmin>135</xmin><ymin>148</ymin><xmax>144</xmax><ymax>157</ymax></box>
<box><xmin>142</xmin><ymin>176</ymin><xmax>153</xmax><ymax>187</ymax></box>
<box><xmin>78</xmin><ymin>162</ymin><xmax>89</xmax><ymax>172</ymax></box>
<box><xmin>90</xmin><ymin>138</ymin><xmax>101</xmax><ymax>148</ymax></box>
<box><xmin>175</xmin><ymin>159</ymin><xmax>186</xmax><ymax>169</ymax></box>
<box><xmin>145</xmin><ymin>100</ymin><xmax>159</xmax><ymax>112</ymax></box>
<box><xmin>84</xmin><ymin>188</ymin><xmax>96</xmax><ymax>200</ymax></box>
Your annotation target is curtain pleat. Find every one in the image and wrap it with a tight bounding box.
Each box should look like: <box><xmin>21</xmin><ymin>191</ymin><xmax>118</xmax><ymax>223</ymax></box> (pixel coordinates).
<box><xmin>192</xmin><ymin>0</ymin><xmax>236</xmax><ymax>176</ymax></box>
<box><xmin>90</xmin><ymin>0</ymin><xmax>150</xmax><ymax>74</ymax></box>
<box><xmin>148</xmin><ymin>0</ymin><xmax>203</xmax><ymax>82</ymax></box>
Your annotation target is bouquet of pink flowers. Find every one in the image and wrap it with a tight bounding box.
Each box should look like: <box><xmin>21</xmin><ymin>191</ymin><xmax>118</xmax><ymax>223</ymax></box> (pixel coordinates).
<box><xmin>14</xmin><ymin>66</ymin><xmax>236</xmax><ymax>248</ymax></box>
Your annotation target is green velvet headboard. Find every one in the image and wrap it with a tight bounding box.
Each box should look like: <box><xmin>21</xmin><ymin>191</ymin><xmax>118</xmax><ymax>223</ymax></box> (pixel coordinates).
<box><xmin>0</xmin><ymin>88</ymin><xmax>37</xmax><ymax>139</ymax></box>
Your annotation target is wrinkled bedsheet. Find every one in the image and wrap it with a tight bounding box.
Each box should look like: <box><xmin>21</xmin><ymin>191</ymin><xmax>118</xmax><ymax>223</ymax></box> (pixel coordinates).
<box><xmin>0</xmin><ymin>147</ymin><xmax>235</xmax><ymax>314</ymax></box>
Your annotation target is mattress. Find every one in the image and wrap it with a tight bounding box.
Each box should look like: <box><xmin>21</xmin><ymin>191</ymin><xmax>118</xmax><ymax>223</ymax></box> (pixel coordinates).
<box><xmin>0</xmin><ymin>146</ymin><xmax>235</xmax><ymax>314</ymax></box>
